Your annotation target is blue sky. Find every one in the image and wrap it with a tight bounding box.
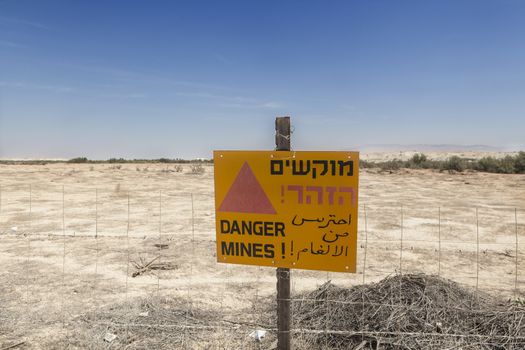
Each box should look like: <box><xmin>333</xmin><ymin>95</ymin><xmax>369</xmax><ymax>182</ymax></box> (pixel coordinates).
<box><xmin>1</xmin><ymin>1</ymin><xmax>524</xmax><ymax>159</ymax></box>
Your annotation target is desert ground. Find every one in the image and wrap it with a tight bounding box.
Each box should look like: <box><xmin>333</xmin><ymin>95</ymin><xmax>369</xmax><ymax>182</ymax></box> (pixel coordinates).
<box><xmin>0</xmin><ymin>152</ymin><xmax>524</xmax><ymax>349</ymax></box>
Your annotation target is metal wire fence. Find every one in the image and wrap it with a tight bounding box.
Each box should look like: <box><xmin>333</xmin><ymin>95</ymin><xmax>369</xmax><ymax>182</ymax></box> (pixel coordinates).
<box><xmin>0</xmin><ymin>181</ymin><xmax>523</xmax><ymax>349</ymax></box>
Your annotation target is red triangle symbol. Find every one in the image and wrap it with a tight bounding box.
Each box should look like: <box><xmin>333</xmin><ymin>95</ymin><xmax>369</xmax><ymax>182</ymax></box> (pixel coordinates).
<box><xmin>219</xmin><ymin>162</ymin><xmax>276</xmax><ymax>214</ymax></box>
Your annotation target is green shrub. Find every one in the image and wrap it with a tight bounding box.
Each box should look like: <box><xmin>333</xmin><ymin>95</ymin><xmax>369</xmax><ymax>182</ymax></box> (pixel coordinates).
<box><xmin>476</xmin><ymin>155</ymin><xmax>523</xmax><ymax>173</ymax></box>
<box><xmin>411</xmin><ymin>153</ymin><xmax>427</xmax><ymax>165</ymax></box>
<box><xmin>515</xmin><ymin>152</ymin><xmax>525</xmax><ymax>173</ymax></box>
<box><xmin>379</xmin><ymin>159</ymin><xmax>403</xmax><ymax>171</ymax></box>
<box><xmin>477</xmin><ymin>157</ymin><xmax>499</xmax><ymax>173</ymax></box>
<box><xmin>68</xmin><ymin>157</ymin><xmax>89</xmax><ymax>163</ymax></box>
<box><xmin>355</xmin><ymin>152</ymin><xmax>525</xmax><ymax>174</ymax></box>
<box><xmin>108</xmin><ymin>158</ymin><xmax>126</xmax><ymax>163</ymax></box>
<box><xmin>498</xmin><ymin>156</ymin><xmax>516</xmax><ymax>173</ymax></box>
<box><xmin>442</xmin><ymin>156</ymin><xmax>465</xmax><ymax>172</ymax></box>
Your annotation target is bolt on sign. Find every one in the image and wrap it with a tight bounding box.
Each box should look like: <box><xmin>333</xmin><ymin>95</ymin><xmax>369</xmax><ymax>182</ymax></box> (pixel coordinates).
<box><xmin>214</xmin><ymin>151</ymin><xmax>359</xmax><ymax>273</ymax></box>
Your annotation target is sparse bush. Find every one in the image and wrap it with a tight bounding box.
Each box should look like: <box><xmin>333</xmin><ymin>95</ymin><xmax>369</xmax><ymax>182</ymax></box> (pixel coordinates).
<box><xmin>477</xmin><ymin>157</ymin><xmax>499</xmax><ymax>173</ymax></box>
<box><xmin>442</xmin><ymin>156</ymin><xmax>465</xmax><ymax>172</ymax></box>
<box><xmin>408</xmin><ymin>153</ymin><xmax>428</xmax><ymax>168</ymax></box>
<box><xmin>515</xmin><ymin>152</ymin><xmax>525</xmax><ymax>173</ymax></box>
<box><xmin>189</xmin><ymin>163</ymin><xmax>205</xmax><ymax>174</ymax></box>
<box><xmin>379</xmin><ymin>159</ymin><xmax>403</xmax><ymax>171</ymax></box>
<box><xmin>476</xmin><ymin>154</ymin><xmax>524</xmax><ymax>173</ymax></box>
<box><xmin>174</xmin><ymin>165</ymin><xmax>183</xmax><ymax>172</ymax></box>
<box><xmin>498</xmin><ymin>156</ymin><xmax>516</xmax><ymax>173</ymax></box>
<box><xmin>360</xmin><ymin>152</ymin><xmax>525</xmax><ymax>174</ymax></box>
<box><xmin>360</xmin><ymin>160</ymin><xmax>373</xmax><ymax>169</ymax></box>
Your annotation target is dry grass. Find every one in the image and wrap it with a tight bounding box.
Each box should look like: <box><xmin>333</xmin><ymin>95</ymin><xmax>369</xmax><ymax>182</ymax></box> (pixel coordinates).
<box><xmin>289</xmin><ymin>274</ymin><xmax>525</xmax><ymax>349</ymax></box>
<box><xmin>3</xmin><ymin>272</ymin><xmax>524</xmax><ymax>349</ymax></box>
<box><xmin>38</xmin><ymin>295</ymin><xmax>265</xmax><ymax>349</ymax></box>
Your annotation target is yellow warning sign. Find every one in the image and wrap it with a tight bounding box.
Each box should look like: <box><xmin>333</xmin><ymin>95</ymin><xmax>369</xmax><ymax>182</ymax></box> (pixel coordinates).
<box><xmin>214</xmin><ymin>151</ymin><xmax>359</xmax><ymax>273</ymax></box>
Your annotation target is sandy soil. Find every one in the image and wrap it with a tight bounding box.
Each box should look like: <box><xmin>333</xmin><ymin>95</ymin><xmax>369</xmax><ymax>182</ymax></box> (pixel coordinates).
<box><xmin>0</xmin><ymin>157</ymin><xmax>524</xmax><ymax>348</ymax></box>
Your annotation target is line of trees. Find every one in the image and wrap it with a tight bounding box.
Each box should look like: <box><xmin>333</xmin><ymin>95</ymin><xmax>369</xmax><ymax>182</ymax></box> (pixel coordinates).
<box><xmin>66</xmin><ymin>157</ymin><xmax>213</xmax><ymax>164</ymax></box>
<box><xmin>361</xmin><ymin>152</ymin><xmax>525</xmax><ymax>174</ymax></box>
<box><xmin>0</xmin><ymin>157</ymin><xmax>213</xmax><ymax>165</ymax></box>
<box><xmin>3</xmin><ymin>153</ymin><xmax>525</xmax><ymax>174</ymax></box>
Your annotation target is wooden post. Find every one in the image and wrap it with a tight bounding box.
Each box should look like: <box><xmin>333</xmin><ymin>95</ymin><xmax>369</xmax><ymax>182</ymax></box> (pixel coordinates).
<box><xmin>275</xmin><ymin>116</ymin><xmax>291</xmax><ymax>350</ymax></box>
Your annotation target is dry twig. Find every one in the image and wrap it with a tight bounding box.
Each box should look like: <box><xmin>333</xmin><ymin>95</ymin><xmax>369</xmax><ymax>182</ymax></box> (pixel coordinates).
<box><xmin>131</xmin><ymin>256</ymin><xmax>177</xmax><ymax>277</ymax></box>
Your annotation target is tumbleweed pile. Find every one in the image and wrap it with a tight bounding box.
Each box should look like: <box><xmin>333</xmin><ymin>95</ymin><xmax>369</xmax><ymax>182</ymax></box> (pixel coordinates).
<box><xmin>291</xmin><ymin>274</ymin><xmax>525</xmax><ymax>349</ymax></box>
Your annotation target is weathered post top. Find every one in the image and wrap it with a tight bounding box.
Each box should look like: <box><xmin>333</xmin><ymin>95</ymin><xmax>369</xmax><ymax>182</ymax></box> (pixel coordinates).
<box><xmin>275</xmin><ymin>116</ymin><xmax>291</xmax><ymax>151</ymax></box>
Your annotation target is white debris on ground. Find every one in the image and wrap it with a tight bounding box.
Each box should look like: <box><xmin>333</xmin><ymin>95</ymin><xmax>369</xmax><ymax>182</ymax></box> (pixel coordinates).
<box><xmin>249</xmin><ymin>329</ymin><xmax>266</xmax><ymax>342</ymax></box>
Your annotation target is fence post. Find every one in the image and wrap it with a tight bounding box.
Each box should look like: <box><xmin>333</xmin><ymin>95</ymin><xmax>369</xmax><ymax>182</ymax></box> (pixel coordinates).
<box><xmin>515</xmin><ymin>208</ymin><xmax>519</xmax><ymax>293</ymax></box>
<box><xmin>275</xmin><ymin>116</ymin><xmax>291</xmax><ymax>350</ymax></box>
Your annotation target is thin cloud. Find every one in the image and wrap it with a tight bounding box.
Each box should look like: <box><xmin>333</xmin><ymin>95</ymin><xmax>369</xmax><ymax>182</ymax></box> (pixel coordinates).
<box><xmin>60</xmin><ymin>62</ymin><xmax>233</xmax><ymax>91</ymax></box>
<box><xmin>97</xmin><ymin>93</ymin><xmax>147</xmax><ymax>99</ymax></box>
<box><xmin>220</xmin><ymin>101</ymin><xmax>284</xmax><ymax>109</ymax></box>
<box><xmin>174</xmin><ymin>91</ymin><xmax>255</xmax><ymax>103</ymax></box>
<box><xmin>0</xmin><ymin>40</ymin><xmax>27</xmax><ymax>48</ymax></box>
<box><xmin>341</xmin><ymin>104</ymin><xmax>356</xmax><ymax>111</ymax></box>
<box><xmin>300</xmin><ymin>115</ymin><xmax>360</xmax><ymax>126</ymax></box>
<box><xmin>260</xmin><ymin>102</ymin><xmax>283</xmax><ymax>109</ymax></box>
<box><xmin>0</xmin><ymin>16</ymin><xmax>49</xmax><ymax>29</ymax></box>
<box><xmin>174</xmin><ymin>91</ymin><xmax>283</xmax><ymax>109</ymax></box>
<box><xmin>213</xmin><ymin>53</ymin><xmax>230</xmax><ymax>64</ymax></box>
<box><xmin>0</xmin><ymin>81</ymin><xmax>73</xmax><ymax>93</ymax></box>
<box><xmin>1</xmin><ymin>80</ymin><xmax>147</xmax><ymax>99</ymax></box>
